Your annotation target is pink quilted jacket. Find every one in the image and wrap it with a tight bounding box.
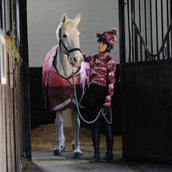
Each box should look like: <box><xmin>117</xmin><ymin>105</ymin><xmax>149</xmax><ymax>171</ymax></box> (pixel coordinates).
<box><xmin>82</xmin><ymin>52</ymin><xmax>116</xmax><ymax>107</ymax></box>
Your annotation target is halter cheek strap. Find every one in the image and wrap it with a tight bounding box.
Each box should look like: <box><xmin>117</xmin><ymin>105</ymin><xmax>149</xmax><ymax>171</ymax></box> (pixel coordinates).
<box><xmin>59</xmin><ymin>28</ymin><xmax>81</xmax><ymax>56</ymax></box>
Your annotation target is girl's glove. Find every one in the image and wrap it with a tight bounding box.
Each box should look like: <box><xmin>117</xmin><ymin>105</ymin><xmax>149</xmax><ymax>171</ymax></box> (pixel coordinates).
<box><xmin>103</xmin><ymin>106</ymin><xmax>111</xmax><ymax>114</ymax></box>
<box><xmin>102</xmin><ymin>106</ymin><xmax>112</xmax><ymax>125</ymax></box>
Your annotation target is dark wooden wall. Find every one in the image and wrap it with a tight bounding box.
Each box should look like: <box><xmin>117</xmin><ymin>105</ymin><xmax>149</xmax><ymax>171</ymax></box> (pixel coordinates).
<box><xmin>123</xmin><ymin>62</ymin><xmax>172</xmax><ymax>162</ymax></box>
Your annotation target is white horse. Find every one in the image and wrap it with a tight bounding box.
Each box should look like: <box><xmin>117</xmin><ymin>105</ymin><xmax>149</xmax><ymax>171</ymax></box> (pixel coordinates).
<box><xmin>43</xmin><ymin>14</ymin><xmax>89</xmax><ymax>158</ymax></box>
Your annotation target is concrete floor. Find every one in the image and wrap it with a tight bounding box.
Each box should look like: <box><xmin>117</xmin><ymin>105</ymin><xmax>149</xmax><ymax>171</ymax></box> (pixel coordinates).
<box><xmin>23</xmin><ymin>149</ymin><xmax>172</xmax><ymax>172</ymax></box>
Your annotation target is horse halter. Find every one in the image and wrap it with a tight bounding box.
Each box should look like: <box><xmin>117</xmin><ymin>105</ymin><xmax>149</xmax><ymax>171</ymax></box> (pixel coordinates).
<box><xmin>59</xmin><ymin>28</ymin><xmax>81</xmax><ymax>65</ymax></box>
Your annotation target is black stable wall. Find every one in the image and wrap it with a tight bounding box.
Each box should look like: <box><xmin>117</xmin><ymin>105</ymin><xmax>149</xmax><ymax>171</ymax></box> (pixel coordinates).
<box><xmin>111</xmin><ymin>64</ymin><xmax>122</xmax><ymax>135</ymax></box>
<box><xmin>29</xmin><ymin>67</ymin><xmax>55</xmax><ymax>129</ymax></box>
<box><xmin>29</xmin><ymin>65</ymin><xmax>122</xmax><ymax>135</ymax></box>
<box><xmin>123</xmin><ymin>62</ymin><xmax>172</xmax><ymax>162</ymax></box>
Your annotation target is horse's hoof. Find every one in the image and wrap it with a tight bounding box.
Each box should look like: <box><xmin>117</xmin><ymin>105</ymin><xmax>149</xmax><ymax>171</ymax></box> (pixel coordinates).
<box><xmin>61</xmin><ymin>146</ymin><xmax>65</xmax><ymax>152</ymax></box>
<box><xmin>74</xmin><ymin>152</ymin><xmax>83</xmax><ymax>159</ymax></box>
<box><xmin>53</xmin><ymin>150</ymin><xmax>62</xmax><ymax>156</ymax></box>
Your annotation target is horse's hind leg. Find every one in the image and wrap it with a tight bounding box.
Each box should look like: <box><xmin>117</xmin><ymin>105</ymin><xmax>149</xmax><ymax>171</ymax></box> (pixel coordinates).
<box><xmin>54</xmin><ymin>111</ymin><xmax>65</xmax><ymax>156</ymax></box>
<box><xmin>72</xmin><ymin>111</ymin><xmax>83</xmax><ymax>158</ymax></box>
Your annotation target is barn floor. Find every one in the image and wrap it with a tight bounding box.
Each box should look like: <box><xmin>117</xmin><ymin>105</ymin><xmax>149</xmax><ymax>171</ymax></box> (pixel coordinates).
<box><xmin>31</xmin><ymin>123</ymin><xmax>122</xmax><ymax>154</ymax></box>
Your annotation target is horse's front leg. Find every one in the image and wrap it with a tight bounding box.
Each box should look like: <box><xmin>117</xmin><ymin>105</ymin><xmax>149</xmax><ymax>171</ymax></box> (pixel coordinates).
<box><xmin>72</xmin><ymin>111</ymin><xmax>83</xmax><ymax>158</ymax></box>
<box><xmin>54</xmin><ymin>111</ymin><xmax>65</xmax><ymax>156</ymax></box>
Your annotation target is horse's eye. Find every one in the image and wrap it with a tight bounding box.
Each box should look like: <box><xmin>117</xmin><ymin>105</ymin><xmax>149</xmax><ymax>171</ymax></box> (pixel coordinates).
<box><xmin>63</xmin><ymin>34</ymin><xmax>67</xmax><ymax>38</ymax></box>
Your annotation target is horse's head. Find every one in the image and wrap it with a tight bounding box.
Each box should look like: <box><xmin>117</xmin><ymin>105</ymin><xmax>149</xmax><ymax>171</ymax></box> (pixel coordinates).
<box><xmin>56</xmin><ymin>14</ymin><xmax>83</xmax><ymax>67</ymax></box>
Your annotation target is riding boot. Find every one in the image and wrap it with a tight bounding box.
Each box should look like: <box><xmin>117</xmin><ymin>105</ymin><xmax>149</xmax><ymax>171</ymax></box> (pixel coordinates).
<box><xmin>104</xmin><ymin>125</ymin><xmax>113</xmax><ymax>162</ymax></box>
<box><xmin>90</xmin><ymin>127</ymin><xmax>100</xmax><ymax>162</ymax></box>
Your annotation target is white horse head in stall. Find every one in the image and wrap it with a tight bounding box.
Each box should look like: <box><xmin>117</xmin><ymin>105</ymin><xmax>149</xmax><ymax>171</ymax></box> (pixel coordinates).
<box><xmin>56</xmin><ymin>13</ymin><xmax>83</xmax><ymax>77</ymax></box>
<box><xmin>42</xmin><ymin>13</ymin><xmax>89</xmax><ymax>158</ymax></box>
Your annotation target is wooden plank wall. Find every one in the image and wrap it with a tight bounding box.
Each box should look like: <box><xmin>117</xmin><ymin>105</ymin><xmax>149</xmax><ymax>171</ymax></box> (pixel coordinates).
<box><xmin>0</xmin><ymin>85</ymin><xmax>7</xmax><ymax>172</ymax></box>
<box><xmin>0</xmin><ymin>84</ymin><xmax>17</xmax><ymax>171</ymax></box>
<box><xmin>123</xmin><ymin>62</ymin><xmax>172</xmax><ymax>162</ymax></box>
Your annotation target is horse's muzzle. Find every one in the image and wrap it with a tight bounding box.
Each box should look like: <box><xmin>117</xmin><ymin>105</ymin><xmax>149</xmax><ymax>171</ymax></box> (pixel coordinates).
<box><xmin>69</xmin><ymin>53</ymin><xmax>83</xmax><ymax>67</ymax></box>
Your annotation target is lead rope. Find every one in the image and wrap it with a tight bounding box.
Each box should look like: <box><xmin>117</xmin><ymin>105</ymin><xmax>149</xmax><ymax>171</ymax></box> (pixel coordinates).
<box><xmin>72</xmin><ymin>68</ymin><xmax>112</xmax><ymax>125</ymax></box>
<box><xmin>101</xmin><ymin>107</ymin><xmax>113</xmax><ymax>125</ymax></box>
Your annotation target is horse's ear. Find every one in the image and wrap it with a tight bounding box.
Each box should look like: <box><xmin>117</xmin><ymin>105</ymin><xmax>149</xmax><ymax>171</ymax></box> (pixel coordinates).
<box><xmin>73</xmin><ymin>14</ymin><xmax>81</xmax><ymax>26</ymax></box>
<box><xmin>61</xmin><ymin>13</ymin><xmax>67</xmax><ymax>24</ymax></box>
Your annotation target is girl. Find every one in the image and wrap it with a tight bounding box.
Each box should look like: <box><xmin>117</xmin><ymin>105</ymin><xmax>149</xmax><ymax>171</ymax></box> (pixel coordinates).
<box><xmin>82</xmin><ymin>28</ymin><xmax>118</xmax><ymax>162</ymax></box>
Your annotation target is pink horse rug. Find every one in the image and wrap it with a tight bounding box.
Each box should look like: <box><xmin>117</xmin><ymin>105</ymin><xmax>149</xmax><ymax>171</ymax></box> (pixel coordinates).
<box><xmin>42</xmin><ymin>45</ymin><xmax>90</xmax><ymax>112</ymax></box>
